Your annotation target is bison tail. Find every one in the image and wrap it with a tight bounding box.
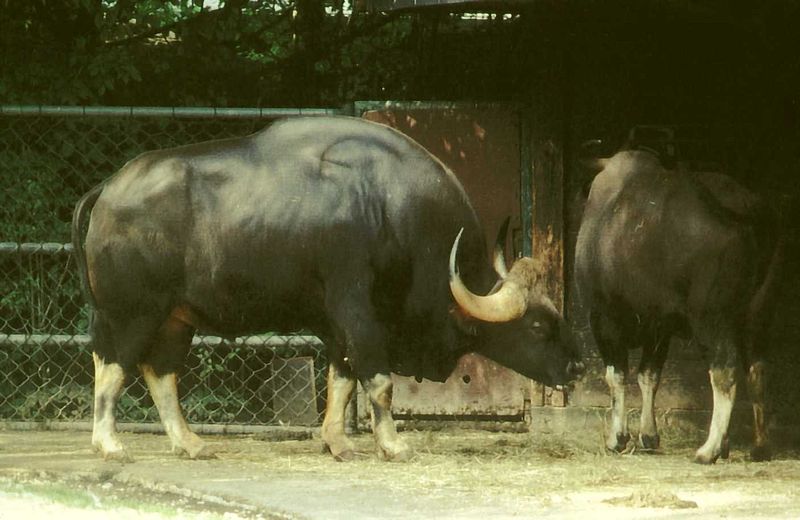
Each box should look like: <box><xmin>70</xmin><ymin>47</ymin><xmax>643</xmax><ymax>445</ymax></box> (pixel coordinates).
<box><xmin>71</xmin><ymin>183</ymin><xmax>104</xmax><ymax>309</ymax></box>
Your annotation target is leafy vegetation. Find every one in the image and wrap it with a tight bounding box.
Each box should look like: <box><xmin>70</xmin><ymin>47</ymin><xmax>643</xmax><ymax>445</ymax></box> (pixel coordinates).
<box><xmin>0</xmin><ymin>1</ymin><xmax>526</xmax><ymax>107</ymax></box>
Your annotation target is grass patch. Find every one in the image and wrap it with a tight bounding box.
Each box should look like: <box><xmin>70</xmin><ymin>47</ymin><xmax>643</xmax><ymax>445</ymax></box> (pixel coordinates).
<box><xmin>0</xmin><ymin>477</ymin><xmax>184</xmax><ymax>517</ymax></box>
<box><xmin>0</xmin><ymin>479</ymin><xmax>97</xmax><ymax>509</ymax></box>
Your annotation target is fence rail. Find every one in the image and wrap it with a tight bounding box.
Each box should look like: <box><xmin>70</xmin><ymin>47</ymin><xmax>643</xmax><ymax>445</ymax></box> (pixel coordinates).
<box><xmin>0</xmin><ymin>105</ymin><xmax>343</xmax><ymax>119</ymax></box>
<box><xmin>0</xmin><ymin>243</ymin><xmax>74</xmax><ymax>256</ymax></box>
<box><xmin>1</xmin><ymin>106</ymin><xmax>333</xmax><ymax>430</ymax></box>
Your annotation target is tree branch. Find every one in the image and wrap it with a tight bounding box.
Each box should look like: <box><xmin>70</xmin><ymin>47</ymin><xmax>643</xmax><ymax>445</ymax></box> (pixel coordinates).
<box><xmin>103</xmin><ymin>8</ymin><xmax>217</xmax><ymax>47</ymax></box>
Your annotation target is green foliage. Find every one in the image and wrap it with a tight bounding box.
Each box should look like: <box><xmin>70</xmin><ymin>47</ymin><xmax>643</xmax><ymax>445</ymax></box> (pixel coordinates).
<box><xmin>0</xmin><ymin>1</ymin><xmax>525</xmax><ymax>107</ymax></box>
<box><xmin>15</xmin><ymin>383</ymin><xmax>92</xmax><ymax>420</ymax></box>
<box><xmin>0</xmin><ymin>341</ymin><xmax>94</xmax><ymax>420</ymax></box>
<box><xmin>0</xmin><ymin>1</ymin><xmax>414</xmax><ymax>107</ymax></box>
<box><xmin>0</xmin><ymin>151</ymin><xmax>79</xmax><ymax>242</ymax></box>
<box><xmin>117</xmin><ymin>393</ymin><xmax>161</xmax><ymax>423</ymax></box>
<box><xmin>184</xmin><ymin>391</ymin><xmax>250</xmax><ymax>423</ymax></box>
<box><xmin>0</xmin><ymin>257</ymin><xmax>86</xmax><ymax>334</ymax></box>
<box><xmin>196</xmin><ymin>344</ymin><xmax>243</xmax><ymax>381</ymax></box>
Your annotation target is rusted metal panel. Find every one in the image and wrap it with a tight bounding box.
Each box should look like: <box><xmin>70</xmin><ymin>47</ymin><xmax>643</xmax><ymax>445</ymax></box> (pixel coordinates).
<box><xmin>360</xmin><ymin>104</ymin><xmax>523</xmax><ymax>257</ymax></box>
<box><xmin>525</xmin><ymin>3</ymin><xmax>570</xmax><ymax>408</ymax></box>
<box><xmin>528</xmin><ymin>138</ymin><xmax>567</xmax><ymax>408</ymax></box>
<box><xmin>392</xmin><ymin>354</ymin><xmax>533</xmax><ymax>417</ymax></box>
<box><xmin>359</xmin><ymin>103</ymin><xmax>535</xmax><ymax>418</ymax></box>
<box><xmin>530</xmin><ymin>139</ymin><xmax>565</xmax><ymax>312</ymax></box>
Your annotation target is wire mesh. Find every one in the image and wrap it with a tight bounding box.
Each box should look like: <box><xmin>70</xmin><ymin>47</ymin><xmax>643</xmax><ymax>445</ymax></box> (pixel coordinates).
<box><xmin>0</xmin><ymin>109</ymin><xmax>329</xmax><ymax>427</ymax></box>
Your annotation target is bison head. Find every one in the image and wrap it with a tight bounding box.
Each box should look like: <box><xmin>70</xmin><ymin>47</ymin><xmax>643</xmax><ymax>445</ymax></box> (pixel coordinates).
<box><xmin>449</xmin><ymin>227</ymin><xmax>584</xmax><ymax>388</ymax></box>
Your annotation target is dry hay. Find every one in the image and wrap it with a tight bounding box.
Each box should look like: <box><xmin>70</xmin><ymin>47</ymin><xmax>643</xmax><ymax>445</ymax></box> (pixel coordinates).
<box><xmin>211</xmin><ymin>427</ymin><xmax>620</xmax><ymax>504</ymax></box>
<box><xmin>187</xmin><ymin>424</ymin><xmax>800</xmax><ymax>507</ymax></box>
<box><xmin>603</xmin><ymin>489</ymin><xmax>698</xmax><ymax>509</ymax></box>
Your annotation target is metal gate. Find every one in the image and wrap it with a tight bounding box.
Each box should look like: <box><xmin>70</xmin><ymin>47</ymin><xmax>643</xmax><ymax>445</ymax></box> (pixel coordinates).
<box><xmin>355</xmin><ymin>102</ymin><xmax>548</xmax><ymax>421</ymax></box>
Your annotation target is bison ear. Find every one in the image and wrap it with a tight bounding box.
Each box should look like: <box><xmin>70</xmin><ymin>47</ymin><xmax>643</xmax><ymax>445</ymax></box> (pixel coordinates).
<box><xmin>449</xmin><ymin>306</ymin><xmax>478</xmax><ymax>336</ymax></box>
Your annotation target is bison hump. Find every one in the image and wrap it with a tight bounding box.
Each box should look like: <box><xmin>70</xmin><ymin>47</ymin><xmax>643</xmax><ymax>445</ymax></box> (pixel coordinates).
<box><xmin>689</xmin><ymin>171</ymin><xmax>763</xmax><ymax>219</ymax></box>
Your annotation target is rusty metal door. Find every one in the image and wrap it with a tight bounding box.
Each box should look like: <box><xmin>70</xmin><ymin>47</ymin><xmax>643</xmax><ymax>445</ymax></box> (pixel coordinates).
<box><xmin>356</xmin><ymin>102</ymin><xmax>537</xmax><ymax>420</ymax></box>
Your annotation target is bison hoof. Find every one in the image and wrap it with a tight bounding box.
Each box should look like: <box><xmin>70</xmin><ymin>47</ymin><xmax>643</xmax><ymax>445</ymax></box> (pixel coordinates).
<box><xmin>322</xmin><ymin>439</ymin><xmax>360</xmax><ymax>462</ymax></box>
<box><xmin>387</xmin><ymin>448</ymin><xmax>414</xmax><ymax>462</ymax></box>
<box><xmin>192</xmin><ymin>446</ymin><xmax>217</xmax><ymax>460</ymax></box>
<box><xmin>332</xmin><ymin>449</ymin><xmax>356</xmax><ymax>462</ymax></box>
<box><xmin>693</xmin><ymin>449</ymin><xmax>719</xmax><ymax>465</ymax></box>
<box><xmin>606</xmin><ymin>433</ymin><xmax>631</xmax><ymax>453</ymax></box>
<box><xmin>639</xmin><ymin>433</ymin><xmax>660</xmax><ymax>451</ymax></box>
<box><xmin>102</xmin><ymin>449</ymin><xmax>133</xmax><ymax>463</ymax></box>
<box><xmin>379</xmin><ymin>444</ymin><xmax>413</xmax><ymax>462</ymax></box>
<box><xmin>750</xmin><ymin>445</ymin><xmax>772</xmax><ymax>462</ymax></box>
<box><xmin>92</xmin><ymin>437</ymin><xmax>132</xmax><ymax>462</ymax></box>
<box><xmin>177</xmin><ymin>445</ymin><xmax>216</xmax><ymax>460</ymax></box>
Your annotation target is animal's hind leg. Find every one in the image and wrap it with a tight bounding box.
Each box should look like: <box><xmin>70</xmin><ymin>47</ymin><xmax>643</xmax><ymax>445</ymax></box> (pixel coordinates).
<box><xmin>747</xmin><ymin>359</ymin><xmax>771</xmax><ymax>461</ymax></box>
<box><xmin>321</xmin><ymin>361</ymin><xmax>358</xmax><ymax>461</ymax></box>
<box><xmin>140</xmin><ymin>312</ymin><xmax>214</xmax><ymax>459</ymax></box>
<box><xmin>637</xmin><ymin>334</ymin><xmax>670</xmax><ymax>451</ymax></box>
<box><xmin>92</xmin><ymin>350</ymin><xmax>128</xmax><ymax>460</ymax></box>
<box><xmin>90</xmin><ymin>311</ymin><xmax>162</xmax><ymax>461</ymax></box>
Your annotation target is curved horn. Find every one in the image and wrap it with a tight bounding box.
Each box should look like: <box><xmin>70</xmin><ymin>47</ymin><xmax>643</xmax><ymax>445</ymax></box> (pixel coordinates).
<box><xmin>492</xmin><ymin>217</ymin><xmax>511</xmax><ymax>280</ymax></box>
<box><xmin>449</xmin><ymin>228</ymin><xmax>527</xmax><ymax>323</ymax></box>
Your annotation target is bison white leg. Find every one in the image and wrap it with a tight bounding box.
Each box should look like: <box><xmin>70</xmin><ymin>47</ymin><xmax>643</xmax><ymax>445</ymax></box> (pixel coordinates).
<box><xmin>321</xmin><ymin>363</ymin><xmax>357</xmax><ymax>461</ymax></box>
<box><xmin>747</xmin><ymin>360</ymin><xmax>771</xmax><ymax>461</ymax></box>
<box><xmin>140</xmin><ymin>364</ymin><xmax>214</xmax><ymax>459</ymax></box>
<box><xmin>91</xmin><ymin>352</ymin><xmax>129</xmax><ymax>461</ymax></box>
<box><xmin>695</xmin><ymin>367</ymin><xmax>737</xmax><ymax>464</ymax></box>
<box><xmin>364</xmin><ymin>373</ymin><xmax>412</xmax><ymax>462</ymax></box>
<box><xmin>605</xmin><ymin>365</ymin><xmax>630</xmax><ymax>452</ymax></box>
<box><xmin>637</xmin><ymin>369</ymin><xmax>660</xmax><ymax>450</ymax></box>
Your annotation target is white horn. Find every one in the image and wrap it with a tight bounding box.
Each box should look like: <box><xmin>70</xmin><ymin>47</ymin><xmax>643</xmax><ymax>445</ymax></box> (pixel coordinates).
<box><xmin>449</xmin><ymin>228</ymin><xmax>527</xmax><ymax>323</ymax></box>
<box><xmin>492</xmin><ymin>217</ymin><xmax>511</xmax><ymax>279</ymax></box>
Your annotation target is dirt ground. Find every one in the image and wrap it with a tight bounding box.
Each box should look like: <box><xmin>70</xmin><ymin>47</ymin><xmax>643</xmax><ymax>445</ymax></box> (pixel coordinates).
<box><xmin>1</xmin><ymin>426</ymin><xmax>799</xmax><ymax>519</ymax></box>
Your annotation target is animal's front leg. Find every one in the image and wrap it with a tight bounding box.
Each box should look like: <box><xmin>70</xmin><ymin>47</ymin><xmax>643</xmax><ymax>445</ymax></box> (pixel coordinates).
<box><xmin>695</xmin><ymin>366</ymin><xmax>737</xmax><ymax>464</ymax></box>
<box><xmin>605</xmin><ymin>365</ymin><xmax>630</xmax><ymax>452</ymax></box>
<box><xmin>324</xmin><ymin>270</ymin><xmax>410</xmax><ymax>462</ymax></box>
<box><xmin>592</xmin><ymin>311</ymin><xmax>630</xmax><ymax>452</ymax></box>
<box><xmin>362</xmin><ymin>372</ymin><xmax>412</xmax><ymax>462</ymax></box>
<box><xmin>321</xmin><ymin>362</ymin><xmax>358</xmax><ymax>461</ymax></box>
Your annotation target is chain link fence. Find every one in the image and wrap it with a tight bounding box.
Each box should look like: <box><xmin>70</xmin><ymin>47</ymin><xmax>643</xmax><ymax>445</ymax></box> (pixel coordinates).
<box><xmin>0</xmin><ymin>106</ymin><xmax>343</xmax><ymax>428</ymax></box>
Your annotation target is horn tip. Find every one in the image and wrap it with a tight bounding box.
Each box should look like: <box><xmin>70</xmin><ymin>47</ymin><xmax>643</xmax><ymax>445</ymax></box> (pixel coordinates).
<box><xmin>449</xmin><ymin>227</ymin><xmax>465</xmax><ymax>278</ymax></box>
